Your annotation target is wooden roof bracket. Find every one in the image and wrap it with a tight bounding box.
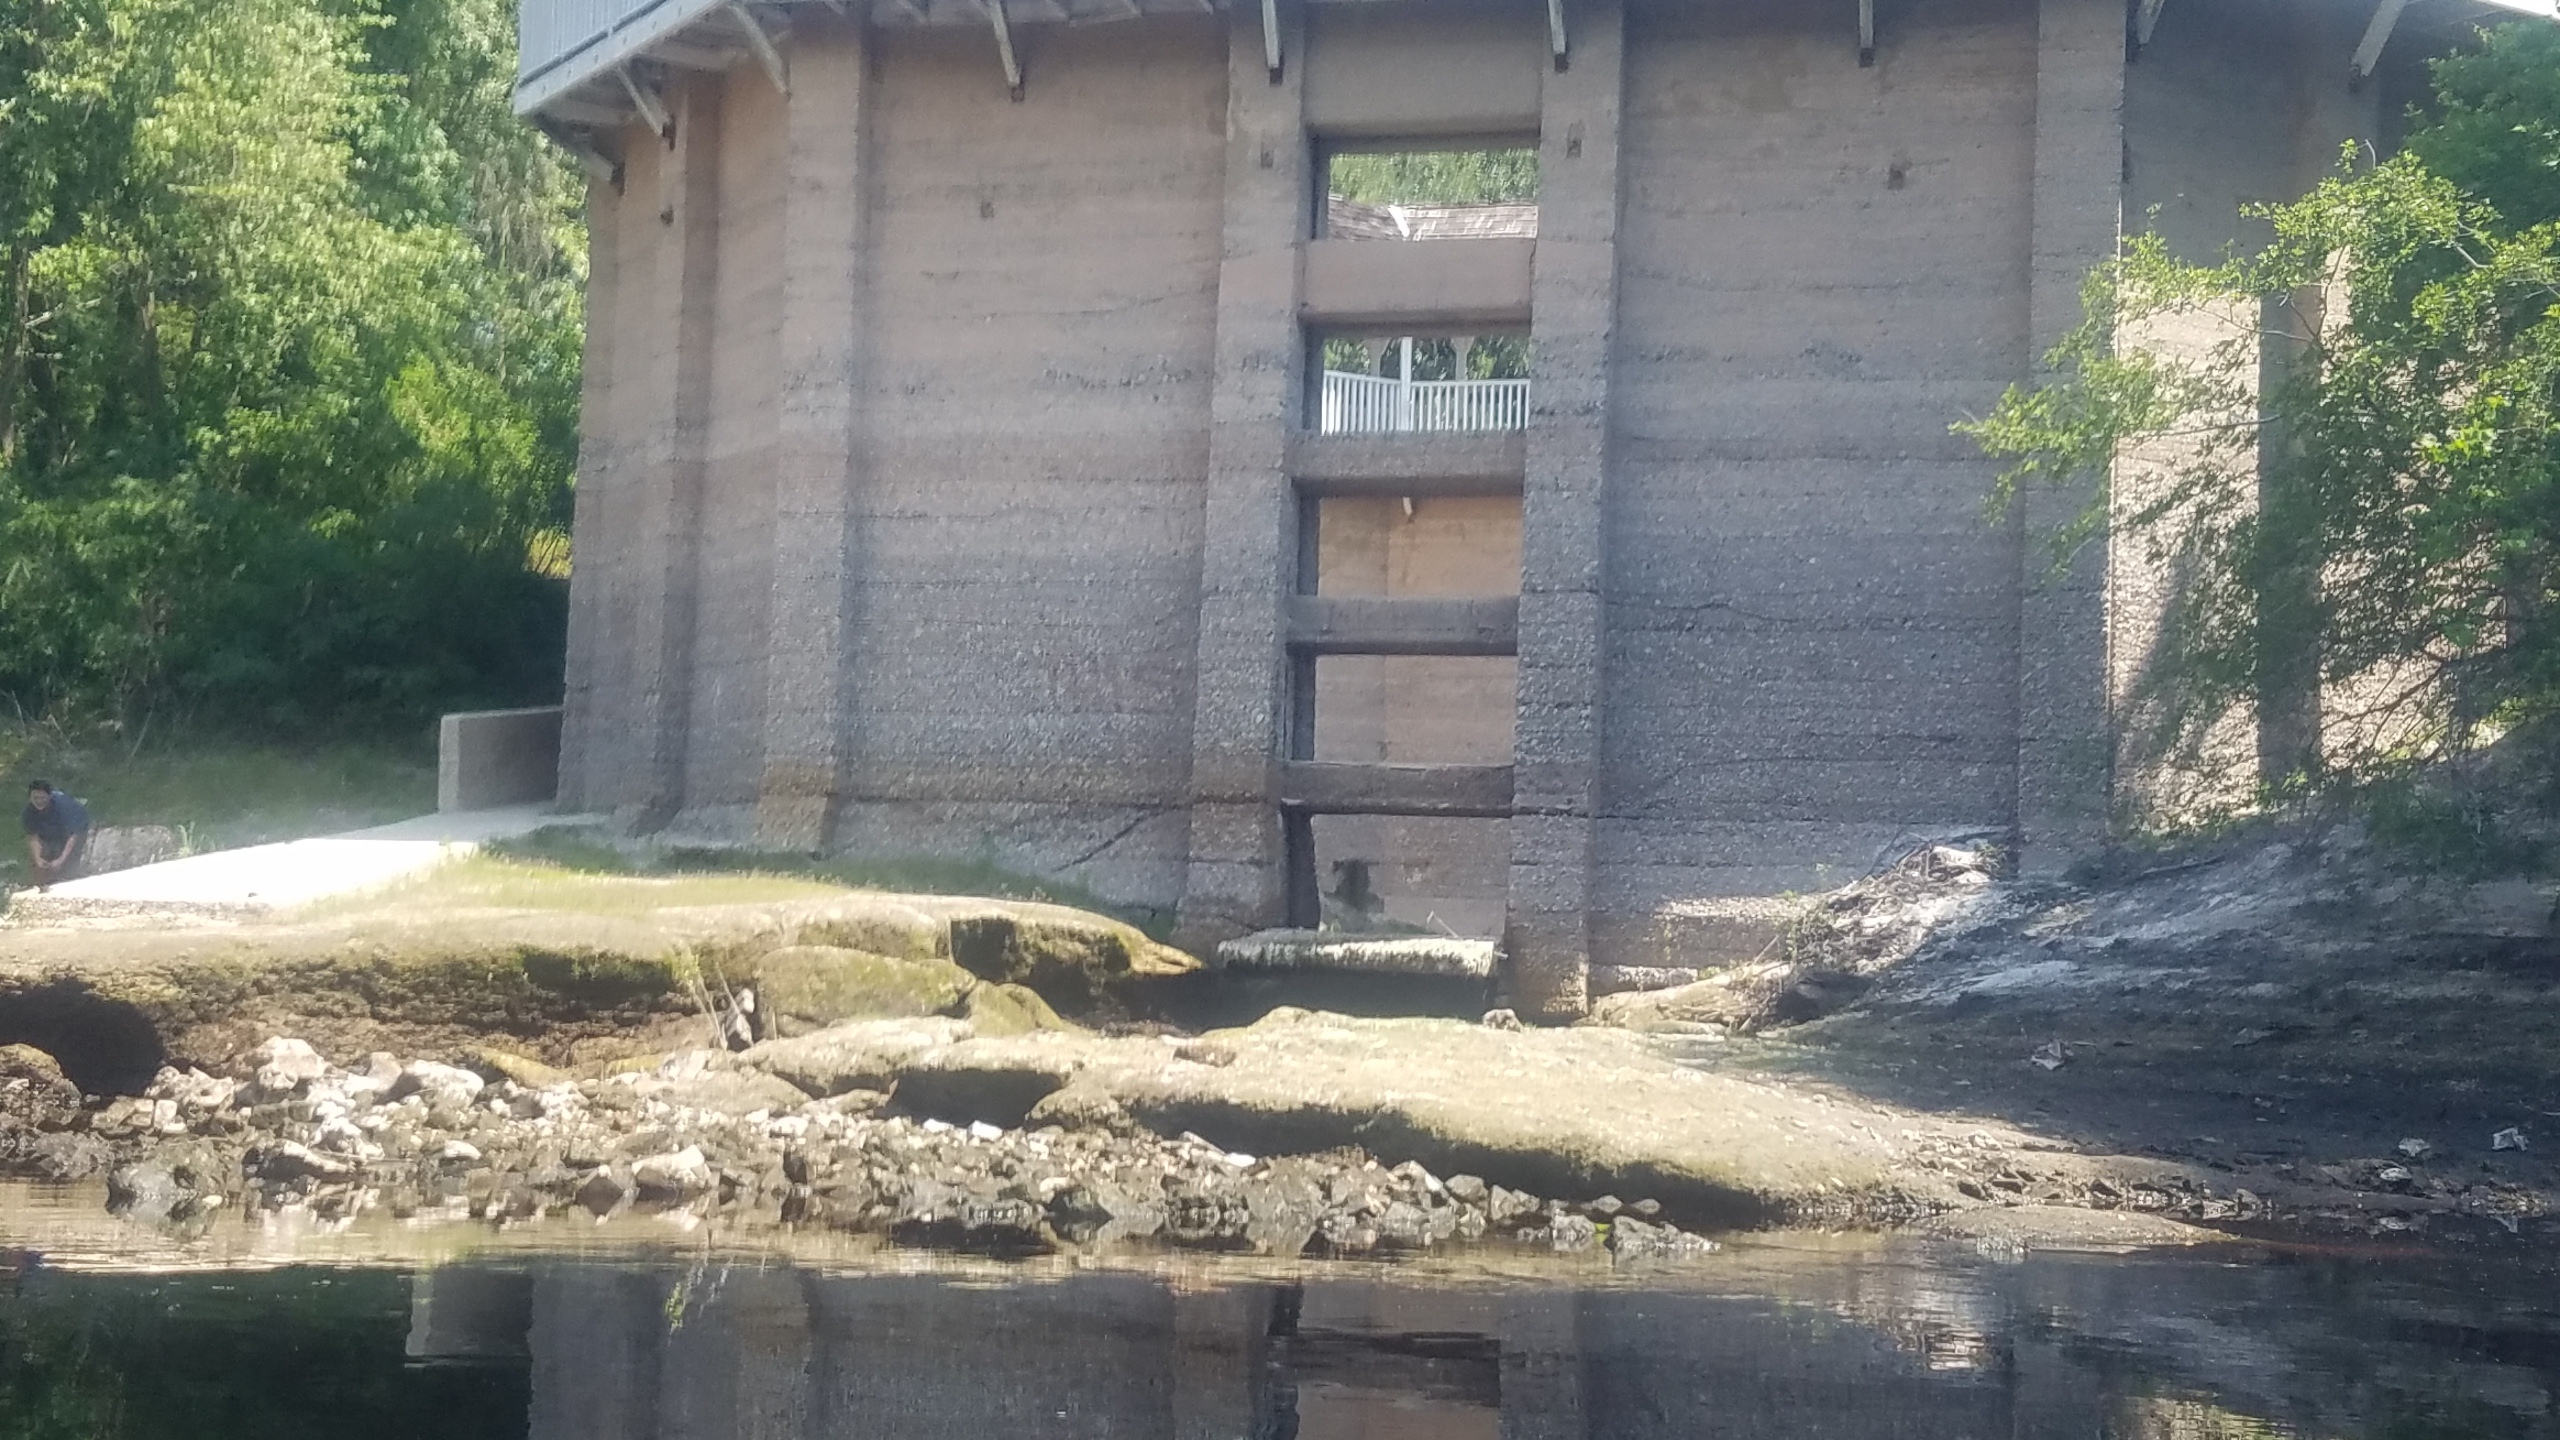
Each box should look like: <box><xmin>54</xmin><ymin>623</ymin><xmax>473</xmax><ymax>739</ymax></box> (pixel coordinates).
<box><xmin>617</xmin><ymin>64</ymin><xmax>674</xmax><ymax>145</ymax></box>
<box><xmin>535</xmin><ymin>119</ymin><xmax>624</xmax><ymax>192</ymax></box>
<box><xmin>2131</xmin><ymin>0</ymin><xmax>2167</xmax><ymax>57</ymax></box>
<box><xmin>1262</xmin><ymin>0</ymin><xmax>1282</xmax><ymax>82</ymax></box>
<box><xmin>728</xmin><ymin>2</ymin><xmax>789</xmax><ymax>97</ymax></box>
<box><xmin>2349</xmin><ymin>0</ymin><xmax>2407</xmax><ymax>89</ymax></box>
<box><xmin>1548</xmin><ymin>0</ymin><xmax>1568</xmax><ymax>70</ymax></box>
<box><xmin>986</xmin><ymin>0</ymin><xmax>1024</xmax><ymax>99</ymax></box>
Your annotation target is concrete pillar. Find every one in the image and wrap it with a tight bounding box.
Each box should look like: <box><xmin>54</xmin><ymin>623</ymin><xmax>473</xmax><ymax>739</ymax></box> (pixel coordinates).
<box><xmin>404</xmin><ymin>1266</ymin><xmax>532</xmax><ymax>1363</ymax></box>
<box><xmin>557</xmin><ymin>163</ymin><xmax>624</xmax><ymax>812</ymax></box>
<box><xmin>1498</xmin><ymin>1292</ymin><xmax>1585</xmax><ymax>1440</ymax></box>
<box><xmin>1172</xmin><ymin>1285</ymin><xmax>1275</xmax><ymax>1440</ymax></box>
<box><xmin>1506</xmin><ymin>4</ymin><xmax>1624</xmax><ymax>1022</ymax></box>
<box><xmin>755</xmin><ymin>14</ymin><xmax>872</xmax><ymax>849</ymax></box>
<box><xmin>527</xmin><ymin>1267</ymin><xmax>664</xmax><ymax>1440</ymax></box>
<box><xmin>626</xmin><ymin>80</ymin><xmax>724</xmax><ymax>828</ymax></box>
<box><xmin>655</xmin><ymin>1269</ymin><xmax>814</xmax><ymax>1440</ymax></box>
<box><xmin>2014</xmin><ymin>0</ymin><xmax>2124</xmax><ymax>871</ymax></box>
<box><xmin>1175</xmin><ymin>8</ymin><xmax>1311</xmax><ymax>949</ymax></box>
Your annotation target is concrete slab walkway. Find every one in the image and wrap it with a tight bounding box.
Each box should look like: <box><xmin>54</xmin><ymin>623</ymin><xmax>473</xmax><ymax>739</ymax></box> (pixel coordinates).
<box><xmin>4</xmin><ymin>805</ymin><xmax>600</xmax><ymax>924</ymax></box>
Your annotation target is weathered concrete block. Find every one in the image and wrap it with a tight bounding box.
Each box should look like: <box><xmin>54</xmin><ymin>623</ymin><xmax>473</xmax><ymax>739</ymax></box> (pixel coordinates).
<box><xmin>438</xmin><ymin>706</ymin><xmax>563</xmax><ymax>813</ymax></box>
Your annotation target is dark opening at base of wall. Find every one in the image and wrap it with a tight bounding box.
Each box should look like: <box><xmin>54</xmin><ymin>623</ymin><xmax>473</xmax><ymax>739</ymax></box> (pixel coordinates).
<box><xmin>0</xmin><ymin>981</ymin><xmax>168</xmax><ymax>1096</ymax></box>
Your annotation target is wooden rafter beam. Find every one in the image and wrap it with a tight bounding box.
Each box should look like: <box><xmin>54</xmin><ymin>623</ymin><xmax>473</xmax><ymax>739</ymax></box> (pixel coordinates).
<box><xmin>617</xmin><ymin>64</ymin><xmax>672</xmax><ymax>141</ymax></box>
<box><xmin>728</xmin><ymin>2</ymin><xmax>789</xmax><ymax>95</ymax></box>
<box><xmin>2350</xmin><ymin>0</ymin><xmax>2408</xmax><ymax>85</ymax></box>
<box><xmin>985</xmin><ymin>0</ymin><xmax>1023</xmax><ymax>98</ymax></box>
<box><xmin>2133</xmin><ymin>0</ymin><xmax>2168</xmax><ymax>52</ymax></box>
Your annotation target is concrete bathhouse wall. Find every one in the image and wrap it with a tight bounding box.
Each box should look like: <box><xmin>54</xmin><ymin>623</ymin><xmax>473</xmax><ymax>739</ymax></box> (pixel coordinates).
<box><xmin>555</xmin><ymin>0</ymin><xmax>2434</xmax><ymax>1013</ymax></box>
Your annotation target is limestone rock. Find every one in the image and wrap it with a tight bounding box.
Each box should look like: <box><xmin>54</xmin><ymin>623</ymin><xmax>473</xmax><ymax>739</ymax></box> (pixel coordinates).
<box><xmin>961</xmin><ymin>981</ymin><xmax>1075</xmax><ymax>1037</ymax></box>
<box><xmin>1024</xmin><ymin>1085</ymin><xmax>1144</xmax><ymax>1138</ymax></box>
<box><xmin>83</xmin><ymin>825</ymin><xmax>181</xmax><ymax>875</ymax></box>
<box><xmin>659</xmin><ymin>1068</ymin><xmax>814</xmax><ymax>1116</ymax></box>
<box><xmin>632</xmin><ymin>1146</ymin><xmax>715</xmax><ymax>1197</ymax></box>
<box><xmin>249</xmin><ymin>1038</ymin><xmax>327</xmax><ymax>1098</ymax></box>
<box><xmin>574</xmin><ymin>1166</ymin><xmax>630</xmax><ymax>1214</ymax></box>
<box><xmin>1607</xmin><ymin>1216</ymin><xmax>1715</xmax><ymax>1258</ymax></box>
<box><xmin>742</xmin><ymin>1017</ymin><xmax>971</xmax><ymax>1099</ymax></box>
<box><xmin>389</xmin><ymin>1061</ymin><xmax>485</xmax><ymax>1108</ymax></box>
<box><xmin>474</xmin><ymin>1048</ymin><xmax>571</xmax><ymax>1090</ymax></box>
<box><xmin>945</xmin><ymin>907</ymin><xmax>1199</xmax><ymax>1013</ymax></box>
<box><xmin>0</xmin><ymin>1044</ymin><xmax>81</xmax><ymax>1118</ymax></box>
<box><xmin>251</xmin><ymin>1140</ymin><xmax>353</xmax><ymax>1183</ymax></box>
<box><xmin>746</xmin><ymin>946</ymin><xmax>976</xmax><ymax>1032</ymax></box>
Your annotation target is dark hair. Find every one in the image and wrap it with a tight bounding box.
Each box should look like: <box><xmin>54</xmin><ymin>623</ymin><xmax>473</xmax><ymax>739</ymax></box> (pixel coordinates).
<box><xmin>26</xmin><ymin>780</ymin><xmax>52</xmax><ymax>794</ymax></box>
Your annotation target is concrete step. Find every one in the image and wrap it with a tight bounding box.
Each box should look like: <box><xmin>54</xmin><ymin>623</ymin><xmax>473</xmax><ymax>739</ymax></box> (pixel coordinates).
<box><xmin>1217</xmin><ymin>929</ymin><xmax>1500</xmax><ymax>980</ymax></box>
<box><xmin>1287</xmin><ymin>596</ymin><xmax>1517</xmax><ymax>656</ymax></box>
<box><xmin>1278</xmin><ymin>762</ymin><xmax>1514</xmax><ymax>818</ymax></box>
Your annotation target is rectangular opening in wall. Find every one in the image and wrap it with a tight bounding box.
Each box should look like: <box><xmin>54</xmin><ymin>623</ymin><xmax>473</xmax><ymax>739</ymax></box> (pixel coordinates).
<box><xmin>1309</xmin><ymin>813</ymin><xmax>1509</xmax><ymax>940</ymax></box>
<box><xmin>1311</xmin><ymin>654</ymin><xmax>1517</xmax><ymax>767</ymax></box>
<box><xmin>1320</xmin><ymin>144</ymin><xmax>1539</xmax><ymax>241</ymax></box>
<box><xmin>1312</xmin><ymin>331</ymin><xmax>1532</xmax><ymax>435</ymax></box>
<box><xmin>1312</xmin><ymin>496</ymin><xmax>1522</xmax><ymax>598</ymax></box>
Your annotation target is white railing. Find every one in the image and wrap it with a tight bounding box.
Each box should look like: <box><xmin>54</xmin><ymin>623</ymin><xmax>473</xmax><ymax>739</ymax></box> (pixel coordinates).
<box><xmin>1319</xmin><ymin>371</ymin><xmax>1530</xmax><ymax>435</ymax></box>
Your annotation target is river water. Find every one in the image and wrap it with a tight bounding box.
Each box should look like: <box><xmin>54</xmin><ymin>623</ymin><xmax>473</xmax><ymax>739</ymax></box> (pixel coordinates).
<box><xmin>0</xmin><ymin>1183</ymin><xmax>2553</xmax><ymax>1438</ymax></box>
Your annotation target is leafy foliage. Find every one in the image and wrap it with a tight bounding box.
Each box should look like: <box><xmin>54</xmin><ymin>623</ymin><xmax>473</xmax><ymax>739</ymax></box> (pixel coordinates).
<box><xmin>1327</xmin><ymin>147</ymin><xmax>1538</xmax><ymax>207</ymax></box>
<box><xmin>0</xmin><ymin>0</ymin><xmax>582</xmax><ymax>733</ymax></box>
<box><xmin>1964</xmin><ymin>24</ymin><xmax>2560</xmax><ymax>815</ymax></box>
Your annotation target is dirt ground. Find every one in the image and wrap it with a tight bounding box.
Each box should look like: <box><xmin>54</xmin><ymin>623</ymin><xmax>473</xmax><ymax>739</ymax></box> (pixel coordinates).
<box><xmin>1606</xmin><ymin>832</ymin><xmax>2560</xmax><ymax>1245</ymax></box>
<box><xmin>1</xmin><ymin>837</ymin><xmax>2552</xmax><ymax>1251</ymax></box>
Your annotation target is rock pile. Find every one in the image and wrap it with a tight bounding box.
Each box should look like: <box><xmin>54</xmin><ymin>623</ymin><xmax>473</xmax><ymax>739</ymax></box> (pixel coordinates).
<box><xmin>0</xmin><ymin>1036</ymin><xmax>1716</xmax><ymax>1262</ymax></box>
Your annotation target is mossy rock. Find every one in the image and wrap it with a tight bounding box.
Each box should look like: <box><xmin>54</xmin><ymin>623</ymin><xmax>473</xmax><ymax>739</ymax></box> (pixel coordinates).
<box><xmin>961</xmin><ymin>981</ymin><xmax>1076</xmax><ymax>1037</ymax></box>
<box><xmin>947</xmin><ymin>912</ymin><xmax>1197</xmax><ymax>1013</ymax></box>
<box><xmin>787</xmin><ymin>903</ymin><xmax>948</xmax><ymax>962</ymax></box>
<box><xmin>743</xmin><ymin>946</ymin><xmax>976</xmax><ymax>1034</ymax></box>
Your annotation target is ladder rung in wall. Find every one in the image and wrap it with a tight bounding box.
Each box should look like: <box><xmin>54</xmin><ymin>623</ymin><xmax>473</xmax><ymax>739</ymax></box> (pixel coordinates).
<box><xmin>1278</xmin><ymin>763</ymin><xmax>1515</xmax><ymax>819</ymax></box>
<box><xmin>1287</xmin><ymin>596</ymin><xmax>1517</xmax><ymax>657</ymax></box>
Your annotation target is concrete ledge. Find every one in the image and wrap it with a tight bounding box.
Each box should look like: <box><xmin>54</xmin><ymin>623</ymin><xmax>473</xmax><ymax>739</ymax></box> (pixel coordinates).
<box><xmin>439</xmin><ymin>706</ymin><xmax>563</xmax><ymax>813</ymax></box>
<box><xmin>1289</xmin><ymin>432</ymin><xmax>1527</xmax><ymax>495</ymax></box>
<box><xmin>1279</xmin><ymin>762</ymin><xmax>1515</xmax><ymax>818</ymax></box>
<box><xmin>1217</xmin><ymin>928</ymin><xmax>1500</xmax><ymax>979</ymax></box>
<box><xmin>1299</xmin><ymin>238</ymin><xmax>1535</xmax><ymax>328</ymax></box>
<box><xmin>1287</xmin><ymin>596</ymin><xmax>1518</xmax><ymax>656</ymax></box>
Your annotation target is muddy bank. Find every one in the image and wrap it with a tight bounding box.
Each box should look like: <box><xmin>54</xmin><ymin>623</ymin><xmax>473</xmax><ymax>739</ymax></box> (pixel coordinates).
<box><xmin>1</xmin><ymin>836</ymin><xmax>2550</xmax><ymax>1253</ymax></box>
<box><xmin>1600</xmin><ymin>832</ymin><xmax>2559</xmax><ymax>1245</ymax></box>
<box><xmin>0</xmin><ymin>874</ymin><xmax>1195</xmax><ymax>1092</ymax></box>
<box><xmin>0</xmin><ymin>1035</ymin><xmax>1722</xmax><ymax>1263</ymax></box>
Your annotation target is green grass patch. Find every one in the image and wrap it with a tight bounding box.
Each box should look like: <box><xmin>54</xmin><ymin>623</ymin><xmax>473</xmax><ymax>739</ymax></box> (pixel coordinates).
<box><xmin>488</xmin><ymin>826</ymin><xmax>1173</xmax><ymax>936</ymax></box>
<box><xmin>0</xmin><ymin>723</ymin><xmax>436</xmax><ymax>886</ymax></box>
<box><xmin>297</xmin><ymin>852</ymin><xmax>850</xmax><ymax>920</ymax></box>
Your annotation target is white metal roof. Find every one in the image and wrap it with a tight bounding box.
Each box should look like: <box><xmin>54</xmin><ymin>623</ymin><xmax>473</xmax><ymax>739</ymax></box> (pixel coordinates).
<box><xmin>515</xmin><ymin>0</ymin><xmax>2559</xmax><ymax>142</ymax></box>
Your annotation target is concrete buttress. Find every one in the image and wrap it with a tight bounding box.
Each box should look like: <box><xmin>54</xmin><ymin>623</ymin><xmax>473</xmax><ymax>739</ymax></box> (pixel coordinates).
<box><xmin>1175</xmin><ymin>6</ymin><xmax>1311</xmax><ymax>948</ymax></box>
<box><xmin>1507</xmin><ymin>0</ymin><xmax>1623</xmax><ymax>1022</ymax></box>
<box><xmin>757</xmin><ymin>12</ymin><xmax>873</xmax><ymax>849</ymax></box>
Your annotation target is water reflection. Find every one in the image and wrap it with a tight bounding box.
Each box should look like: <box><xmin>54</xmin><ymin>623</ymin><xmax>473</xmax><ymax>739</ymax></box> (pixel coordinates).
<box><xmin>8</xmin><ymin>1241</ymin><xmax>2559</xmax><ymax>1438</ymax></box>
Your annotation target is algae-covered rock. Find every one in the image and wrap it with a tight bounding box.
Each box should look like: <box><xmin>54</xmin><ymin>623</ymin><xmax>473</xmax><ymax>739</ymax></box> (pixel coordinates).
<box><xmin>946</xmin><ymin>909</ymin><xmax>1198</xmax><ymax>1012</ymax></box>
<box><xmin>744</xmin><ymin>946</ymin><xmax>976</xmax><ymax>1033</ymax></box>
<box><xmin>659</xmin><ymin>1067</ymin><xmax>812</xmax><ymax>1116</ymax></box>
<box><xmin>961</xmin><ymin>982</ymin><xmax>1075</xmax><ymax>1037</ymax></box>
<box><xmin>743</xmin><ymin>1017</ymin><xmax>972</xmax><ymax>1098</ymax></box>
<box><xmin>784</xmin><ymin>900</ymin><xmax>948</xmax><ymax>962</ymax></box>
<box><xmin>474</xmin><ymin>1047</ymin><xmax>572</xmax><ymax>1090</ymax></box>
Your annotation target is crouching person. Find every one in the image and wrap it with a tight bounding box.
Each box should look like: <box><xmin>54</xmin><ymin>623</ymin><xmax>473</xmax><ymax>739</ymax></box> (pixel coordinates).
<box><xmin>21</xmin><ymin>781</ymin><xmax>90</xmax><ymax>890</ymax></box>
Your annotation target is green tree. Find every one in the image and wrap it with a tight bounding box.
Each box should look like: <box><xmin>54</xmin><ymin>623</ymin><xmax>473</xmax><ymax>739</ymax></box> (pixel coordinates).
<box><xmin>0</xmin><ymin>0</ymin><xmax>582</xmax><ymax>732</ymax></box>
<box><xmin>1965</xmin><ymin>24</ymin><xmax>2559</xmax><ymax>812</ymax></box>
<box><xmin>1329</xmin><ymin>147</ymin><xmax>1538</xmax><ymax>207</ymax></box>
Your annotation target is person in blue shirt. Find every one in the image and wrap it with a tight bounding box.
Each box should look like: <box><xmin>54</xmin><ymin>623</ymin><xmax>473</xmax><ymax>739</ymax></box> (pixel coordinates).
<box><xmin>21</xmin><ymin>781</ymin><xmax>90</xmax><ymax>889</ymax></box>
